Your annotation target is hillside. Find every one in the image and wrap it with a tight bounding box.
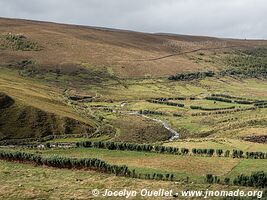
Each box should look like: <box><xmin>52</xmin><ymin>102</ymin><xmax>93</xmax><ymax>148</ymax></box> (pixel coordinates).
<box><xmin>1</xmin><ymin>17</ymin><xmax>267</xmax><ymax>79</ymax></box>
<box><xmin>0</xmin><ymin>17</ymin><xmax>267</xmax><ymax>142</ymax></box>
<box><xmin>0</xmin><ymin>17</ymin><xmax>267</xmax><ymax>199</ymax></box>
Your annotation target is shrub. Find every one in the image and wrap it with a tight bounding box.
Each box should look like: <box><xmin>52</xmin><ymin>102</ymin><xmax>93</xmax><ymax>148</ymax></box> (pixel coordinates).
<box><xmin>168</xmin><ymin>71</ymin><xmax>215</xmax><ymax>81</ymax></box>
<box><xmin>216</xmin><ymin>149</ymin><xmax>223</xmax><ymax>157</ymax></box>
<box><xmin>206</xmin><ymin>174</ymin><xmax>214</xmax><ymax>184</ymax></box>
<box><xmin>224</xmin><ymin>150</ymin><xmax>230</xmax><ymax>157</ymax></box>
<box><xmin>224</xmin><ymin>177</ymin><xmax>230</xmax><ymax>185</ymax></box>
<box><xmin>233</xmin><ymin>171</ymin><xmax>267</xmax><ymax>188</ymax></box>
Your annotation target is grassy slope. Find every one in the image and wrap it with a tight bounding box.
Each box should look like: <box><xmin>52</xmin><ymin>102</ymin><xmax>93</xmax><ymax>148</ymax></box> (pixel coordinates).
<box><xmin>0</xmin><ymin>68</ymin><xmax>98</xmax><ymax>139</ymax></box>
<box><xmin>1</xmin><ymin>160</ymin><xmax>256</xmax><ymax>200</ymax></box>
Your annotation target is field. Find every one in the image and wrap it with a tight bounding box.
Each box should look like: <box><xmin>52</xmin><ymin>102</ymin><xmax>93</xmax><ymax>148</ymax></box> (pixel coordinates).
<box><xmin>17</xmin><ymin>147</ymin><xmax>265</xmax><ymax>181</ymax></box>
<box><xmin>2</xmin><ymin>160</ymin><xmax>259</xmax><ymax>200</ymax></box>
<box><xmin>0</xmin><ymin>17</ymin><xmax>267</xmax><ymax>199</ymax></box>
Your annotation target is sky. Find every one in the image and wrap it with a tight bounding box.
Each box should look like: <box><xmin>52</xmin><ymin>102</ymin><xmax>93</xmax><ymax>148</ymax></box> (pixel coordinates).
<box><xmin>0</xmin><ymin>0</ymin><xmax>266</xmax><ymax>39</ymax></box>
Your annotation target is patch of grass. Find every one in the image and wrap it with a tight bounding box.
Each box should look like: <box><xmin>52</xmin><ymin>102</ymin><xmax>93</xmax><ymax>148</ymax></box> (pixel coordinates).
<box><xmin>0</xmin><ymin>34</ymin><xmax>41</xmax><ymax>51</ymax></box>
<box><xmin>112</xmin><ymin>115</ymin><xmax>171</xmax><ymax>143</ymax></box>
<box><xmin>0</xmin><ymin>160</ymin><xmax>253</xmax><ymax>200</ymax></box>
<box><xmin>226</xmin><ymin>159</ymin><xmax>267</xmax><ymax>179</ymax></box>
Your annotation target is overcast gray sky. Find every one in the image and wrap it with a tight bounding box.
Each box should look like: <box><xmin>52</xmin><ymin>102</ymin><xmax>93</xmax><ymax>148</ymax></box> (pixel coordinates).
<box><xmin>0</xmin><ymin>0</ymin><xmax>266</xmax><ymax>39</ymax></box>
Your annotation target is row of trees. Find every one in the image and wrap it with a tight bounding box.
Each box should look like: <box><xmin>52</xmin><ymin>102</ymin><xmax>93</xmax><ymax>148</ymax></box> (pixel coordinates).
<box><xmin>190</xmin><ymin>105</ymin><xmax>235</xmax><ymax>111</ymax></box>
<box><xmin>206</xmin><ymin>171</ymin><xmax>267</xmax><ymax>188</ymax></box>
<box><xmin>205</xmin><ymin>96</ymin><xmax>232</xmax><ymax>103</ymax></box>
<box><xmin>76</xmin><ymin>141</ymin><xmax>189</xmax><ymax>155</ymax></box>
<box><xmin>191</xmin><ymin>107</ymin><xmax>256</xmax><ymax>117</ymax></box>
<box><xmin>206</xmin><ymin>174</ymin><xmax>221</xmax><ymax>184</ymax></box>
<box><xmin>233</xmin><ymin>171</ymin><xmax>267</xmax><ymax>188</ymax></box>
<box><xmin>254</xmin><ymin>101</ymin><xmax>267</xmax><ymax>109</ymax></box>
<box><xmin>0</xmin><ymin>150</ymin><xmax>175</xmax><ymax>181</ymax></box>
<box><xmin>202</xmin><ymin>94</ymin><xmax>266</xmax><ymax>107</ymax></box>
<box><xmin>210</xmin><ymin>94</ymin><xmax>255</xmax><ymax>104</ymax></box>
<box><xmin>76</xmin><ymin>141</ymin><xmax>267</xmax><ymax>159</ymax></box>
<box><xmin>254</xmin><ymin>101</ymin><xmax>267</xmax><ymax>107</ymax></box>
<box><xmin>191</xmin><ymin>149</ymin><xmax>226</xmax><ymax>157</ymax></box>
<box><xmin>207</xmin><ymin>96</ymin><xmax>255</xmax><ymax>105</ymax></box>
<box><xmin>147</xmin><ymin>99</ymin><xmax>185</xmax><ymax>107</ymax></box>
<box><xmin>168</xmin><ymin>71</ymin><xmax>215</xmax><ymax>81</ymax></box>
<box><xmin>152</xmin><ymin>97</ymin><xmax>197</xmax><ymax>101</ymax></box>
<box><xmin>211</xmin><ymin>94</ymin><xmax>248</xmax><ymax>100</ymax></box>
<box><xmin>139</xmin><ymin>109</ymin><xmax>165</xmax><ymax>115</ymax></box>
<box><xmin>233</xmin><ymin>150</ymin><xmax>267</xmax><ymax>159</ymax></box>
<box><xmin>0</xmin><ymin>150</ymin><xmax>130</xmax><ymax>176</ymax></box>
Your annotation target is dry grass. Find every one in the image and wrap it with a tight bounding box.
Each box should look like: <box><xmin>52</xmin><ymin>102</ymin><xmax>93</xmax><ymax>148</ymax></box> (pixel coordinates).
<box><xmin>1</xmin><ymin>17</ymin><xmax>267</xmax><ymax>78</ymax></box>
<box><xmin>0</xmin><ymin>160</ymin><xmax>255</xmax><ymax>200</ymax></box>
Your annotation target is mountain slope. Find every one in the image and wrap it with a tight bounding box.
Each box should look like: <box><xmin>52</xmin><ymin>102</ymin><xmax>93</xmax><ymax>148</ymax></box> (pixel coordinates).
<box><xmin>1</xmin><ymin>17</ymin><xmax>267</xmax><ymax>78</ymax></box>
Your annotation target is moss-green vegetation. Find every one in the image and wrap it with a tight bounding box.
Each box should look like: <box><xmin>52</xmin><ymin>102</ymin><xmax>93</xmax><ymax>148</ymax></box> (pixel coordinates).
<box><xmin>168</xmin><ymin>71</ymin><xmax>215</xmax><ymax>81</ymax></box>
<box><xmin>0</xmin><ymin>34</ymin><xmax>41</xmax><ymax>51</ymax></box>
<box><xmin>220</xmin><ymin>48</ymin><xmax>267</xmax><ymax>78</ymax></box>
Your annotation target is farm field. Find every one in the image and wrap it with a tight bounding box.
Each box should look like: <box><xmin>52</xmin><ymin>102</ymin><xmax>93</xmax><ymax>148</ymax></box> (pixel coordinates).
<box><xmin>18</xmin><ymin>147</ymin><xmax>266</xmax><ymax>182</ymax></box>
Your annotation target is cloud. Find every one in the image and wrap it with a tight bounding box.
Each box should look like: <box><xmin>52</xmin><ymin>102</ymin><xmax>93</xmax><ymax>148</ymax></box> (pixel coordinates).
<box><xmin>0</xmin><ymin>0</ymin><xmax>266</xmax><ymax>39</ymax></box>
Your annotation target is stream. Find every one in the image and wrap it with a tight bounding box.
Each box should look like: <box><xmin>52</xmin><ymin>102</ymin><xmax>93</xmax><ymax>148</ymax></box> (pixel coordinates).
<box><xmin>127</xmin><ymin>110</ymin><xmax>180</xmax><ymax>141</ymax></box>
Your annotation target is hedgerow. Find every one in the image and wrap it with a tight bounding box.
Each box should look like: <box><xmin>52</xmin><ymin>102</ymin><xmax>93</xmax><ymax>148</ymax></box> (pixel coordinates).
<box><xmin>0</xmin><ymin>150</ymin><xmax>174</xmax><ymax>181</ymax></box>
<box><xmin>168</xmin><ymin>71</ymin><xmax>215</xmax><ymax>81</ymax></box>
<box><xmin>190</xmin><ymin>105</ymin><xmax>235</xmax><ymax>111</ymax></box>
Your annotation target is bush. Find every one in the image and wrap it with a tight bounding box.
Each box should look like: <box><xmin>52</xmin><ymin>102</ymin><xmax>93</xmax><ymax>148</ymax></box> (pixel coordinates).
<box><xmin>169</xmin><ymin>71</ymin><xmax>215</xmax><ymax>81</ymax></box>
<box><xmin>233</xmin><ymin>171</ymin><xmax>267</xmax><ymax>188</ymax></box>
<box><xmin>232</xmin><ymin>150</ymin><xmax>244</xmax><ymax>158</ymax></box>
<box><xmin>216</xmin><ymin>149</ymin><xmax>223</xmax><ymax>157</ymax></box>
<box><xmin>206</xmin><ymin>174</ymin><xmax>214</xmax><ymax>184</ymax></box>
<box><xmin>224</xmin><ymin>150</ymin><xmax>230</xmax><ymax>157</ymax></box>
<box><xmin>224</xmin><ymin>177</ymin><xmax>230</xmax><ymax>185</ymax></box>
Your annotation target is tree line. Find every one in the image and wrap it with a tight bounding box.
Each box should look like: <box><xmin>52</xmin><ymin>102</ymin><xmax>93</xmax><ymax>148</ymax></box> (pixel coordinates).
<box><xmin>191</xmin><ymin>107</ymin><xmax>256</xmax><ymax>117</ymax></box>
<box><xmin>0</xmin><ymin>150</ymin><xmax>174</xmax><ymax>181</ymax></box>
<box><xmin>75</xmin><ymin>141</ymin><xmax>267</xmax><ymax>159</ymax></box>
<box><xmin>147</xmin><ymin>99</ymin><xmax>185</xmax><ymax>108</ymax></box>
<box><xmin>76</xmin><ymin>141</ymin><xmax>187</xmax><ymax>155</ymax></box>
<box><xmin>190</xmin><ymin>105</ymin><xmax>235</xmax><ymax>111</ymax></box>
<box><xmin>206</xmin><ymin>171</ymin><xmax>267</xmax><ymax>188</ymax></box>
<box><xmin>168</xmin><ymin>71</ymin><xmax>215</xmax><ymax>81</ymax></box>
<box><xmin>139</xmin><ymin>109</ymin><xmax>165</xmax><ymax>115</ymax></box>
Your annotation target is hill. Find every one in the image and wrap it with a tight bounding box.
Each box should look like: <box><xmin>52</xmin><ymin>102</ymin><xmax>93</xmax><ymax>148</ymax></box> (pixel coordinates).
<box><xmin>0</xmin><ymin>17</ymin><xmax>266</xmax><ymax>142</ymax></box>
<box><xmin>1</xmin><ymin>17</ymin><xmax>267</xmax><ymax>79</ymax></box>
<box><xmin>0</xmin><ymin>17</ymin><xmax>267</xmax><ymax>199</ymax></box>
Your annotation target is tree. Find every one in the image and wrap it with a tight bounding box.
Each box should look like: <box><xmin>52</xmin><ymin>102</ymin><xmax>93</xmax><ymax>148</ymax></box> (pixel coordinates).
<box><xmin>224</xmin><ymin>177</ymin><xmax>230</xmax><ymax>185</ymax></box>
<box><xmin>206</xmin><ymin>174</ymin><xmax>214</xmax><ymax>184</ymax></box>
<box><xmin>216</xmin><ymin>149</ymin><xmax>223</xmax><ymax>157</ymax></box>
